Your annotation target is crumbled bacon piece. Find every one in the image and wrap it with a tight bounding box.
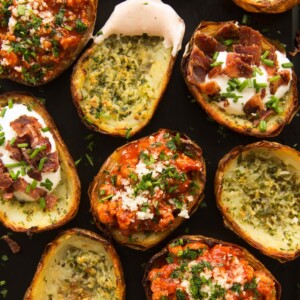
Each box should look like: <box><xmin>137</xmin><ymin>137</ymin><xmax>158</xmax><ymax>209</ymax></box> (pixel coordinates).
<box><xmin>243</xmin><ymin>94</ymin><xmax>265</xmax><ymax>115</ymax></box>
<box><xmin>215</xmin><ymin>23</ymin><xmax>239</xmax><ymax>40</ymax></box>
<box><xmin>45</xmin><ymin>193</ymin><xmax>58</xmax><ymax>210</ymax></box>
<box><xmin>239</xmin><ymin>26</ymin><xmax>262</xmax><ymax>47</ymax></box>
<box><xmin>208</xmin><ymin>65</ymin><xmax>222</xmax><ymax>78</ymax></box>
<box><xmin>0</xmin><ymin>173</ymin><xmax>13</xmax><ymax>190</ymax></box>
<box><xmin>42</xmin><ymin>152</ymin><xmax>59</xmax><ymax>173</ymax></box>
<box><xmin>270</xmin><ymin>71</ymin><xmax>291</xmax><ymax>95</ymax></box>
<box><xmin>194</xmin><ymin>32</ymin><xmax>218</xmax><ymax>55</ymax></box>
<box><xmin>12</xmin><ymin>178</ymin><xmax>46</xmax><ymax>201</ymax></box>
<box><xmin>1</xmin><ymin>235</ymin><xmax>20</xmax><ymax>254</ymax></box>
<box><xmin>233</xmin><ymin>44</ymin><xmax>261</xmax><ymax>66</ymax></box>
<box><xmin>199</xmin><ymin>81</ymin><xmax>221</xmax><ymax>95</ymax></box>
<box><xmin>222</xmin><ymin>57</ymin><xmax>253</xmax><ymax>78</ymax></box>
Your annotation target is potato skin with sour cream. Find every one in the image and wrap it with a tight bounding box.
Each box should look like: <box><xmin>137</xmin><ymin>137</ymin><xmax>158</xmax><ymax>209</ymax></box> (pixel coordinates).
<box><xmin>0</xmin><ymin>92</ymin><xmax>80</xmax><ymax>233</ymax></box>
<box><xmin>89</xmin><ymin>129</ymin><xmax>206</xmax><ymax>250</ymax></box>
<box><xmin>24</xmin><ymin>228</ymin><xmax>125</xmax><ymax>300</ymax></box>
<box><xmin>215</xmin><ymin>141</ymin><xmax>300</xmax><ymax>262</ymax></box>
<box><xmin>143</xmin><ymin>235</ymin><xmax>280</xmax><ymax>300</ymax></box>
<box><xmin>181</xmin><ymin>21</ymin><xmax>298</xmax><ymax>137</ymax></box>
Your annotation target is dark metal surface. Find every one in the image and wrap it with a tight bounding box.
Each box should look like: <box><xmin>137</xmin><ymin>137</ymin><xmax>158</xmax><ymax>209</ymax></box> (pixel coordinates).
<box><xmin>0</xmin><ymin>1</ymin><xmax>300</xmax><ymax>299</ymax></box>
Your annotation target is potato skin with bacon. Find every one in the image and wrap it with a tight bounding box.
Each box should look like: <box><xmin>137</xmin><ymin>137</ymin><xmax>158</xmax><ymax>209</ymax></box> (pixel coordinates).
<box><xmin>181</xmin><ymin>21</ymin><xmax>298</xmax><ymax>137</ymax></box>
<box><xmin>143</xmin><ymin>235</ymin><xmax>281</xmax><ymax>300</ymax></box>
<box><xmin>233</xmin><ymin>0</ymin><xmax>299</xmax><ymax>13</ymax></box>
<box><xmin>215</xmin><ymin>141</ymin><xmax>300</xmax><ymax>262</ymax></box>
<box><xmin>0</xmin><ymin>92</ymin><xmax>80</xmax><ymax>233</ymax></box>
<box><xmin>89</xmin><ymin>129</ymin><xmax>206</xmax><ymax>250</ymax></box>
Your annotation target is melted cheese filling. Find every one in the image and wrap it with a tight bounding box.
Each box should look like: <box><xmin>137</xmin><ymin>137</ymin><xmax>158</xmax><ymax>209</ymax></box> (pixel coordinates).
<box><xmin>205</xmin><ymin>51</ymin><xmax>292</xmax><ymax>115</ymax></box>
<box><xmin>94</xmin><ymin>0</ymin><xmax>185</xmax><ymax>56</ymax></box>
<box><xmin>0</xmin><ymin>103</ymin><xmax>61</xmax><ymax>201</ymax></box>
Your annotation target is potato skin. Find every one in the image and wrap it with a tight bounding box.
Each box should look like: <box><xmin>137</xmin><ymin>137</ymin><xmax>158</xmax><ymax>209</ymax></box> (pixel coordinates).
<box><xmin>143</xmin><ymin>235</ymin><xmax>281</xmax><ymax>300</ymax></box>
<box><xmin>0</xmin><ymin>92</ymin><xmax>80</xmax><ymax>233</ymax></box>
<box><xmin>181</xmin><ymin>21</ymin><xmax>299</xmax><ymax>138</ymax></box>
<box><xmin>215</xmin><ymin>141</ymin><xmax>300</xmax><ymax>262</ymax></box>
<box><xmin>89</xmin><ymin>129</ymin><xmax>206</xmax><ymax>250</ymax></box>
<box><xmin>0</xmin><ymin>0</ymin><xmax>97</xmax><ymax>86</ymax></box>
<box><xmin>71</xmin><ymin>41</ymin><xmax>176</xmax><ymax>138</ymax></box>
<box><xmin>233</xmin><ymin>0</ymin><xmax>300</xmax><ymax>13</ymax></box>
<box><xmin>24</xmin><ymin>228</ymin><xmax>126</xmax><ymax>300</ymax></box>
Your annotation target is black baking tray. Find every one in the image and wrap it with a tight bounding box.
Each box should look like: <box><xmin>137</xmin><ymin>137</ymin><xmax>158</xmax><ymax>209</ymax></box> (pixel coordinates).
<box><xmin>0</xmin><ymin>1</ymin><xmax>300</xmax><ymax>299</ymax></box>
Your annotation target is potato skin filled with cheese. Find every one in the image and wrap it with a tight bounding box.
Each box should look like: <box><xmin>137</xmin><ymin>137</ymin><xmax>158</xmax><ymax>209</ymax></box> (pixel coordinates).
<box><xmin>233</xmin><ymin>0</ymin><xmax>299</xmax><ymax>13</ymax></box>
<box><xmin>0</xmin><ymin>92</ymin><xmax>80</xmax><ymax>233</ymax></box>
<box><xmin>143</xmin><ymin>235</ymin><xmax>281</xmax><ymax>300</ymax></box>
<box><xmin>89</xmin><ymin>129</ymin><xmax>206</xmax><ymax>250</ymax></box>
<box><xmin>24</xmin><ymin>228</ymin><xmax>125</xmax><ymax>300</ymax></box>
<box><xmin>215</xmin><ymin>141</ymin><xmax>300</xmax><ymax>262</ymax></box>
<box><xmin>181</xmin><ymin>21</ymin><xmax>298</xmax><ymax>137</ymax></box>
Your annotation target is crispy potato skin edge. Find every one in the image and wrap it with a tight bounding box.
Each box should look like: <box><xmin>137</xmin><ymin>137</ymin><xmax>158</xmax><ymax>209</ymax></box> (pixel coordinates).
<box><xmin>0</xmin><ymin>92</ymin><xmax>81</xmax><ymax>233</ymax></box>
<box><xmin>89</xmin><ymin>129</ymin><xmax>206</xmax><ymax>250</ymax></box>
<box><xmin>215</xmin><ymin>141</ymin><xmax>300</xmax><ymax>262</ymax></box>
<box><xmin>23</xmin><ymin>228</ymin><xmax>126</xmax><ymax>300</ymax></box>
<box><xmin>143</xmin><ymin>234</ymin><xmax>281</xmax><ymax>300</ymax></box>
<box><xmin>181</xmin><ymin>21</ymin><xmax>299</xmax><ymax>138</ymax></box>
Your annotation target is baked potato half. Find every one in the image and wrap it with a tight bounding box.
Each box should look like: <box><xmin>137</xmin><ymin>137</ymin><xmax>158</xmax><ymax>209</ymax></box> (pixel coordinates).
<box><xmin>215</xmin><ymin>141</ymin><xmax>300</xmax><ymax>262</ymax></box>
<box><xmin>89</xmin><ymin>129</ymin><xmax>206</xmax><ymax>250</ymax></box>
<box><xmin>182</xmin><ymin>21</ymin><xmax>298</xmax><ymax>137</ymax></box>
<box><xmin>143</xmin><ymin>235</ymin><xmax>281</xmax><ymax>299</ymax></box>
<box><xmin>24</xmin><ymin>228</ymin><xmax>125</xmax><ymax>300</ymax></box>
<box><xmin>71</xmin><ymin>0</ymin><xmax>185</xmax><ymax>138</ymax></box>
<box><xmin>0</xmin><ymin>92</ymin><xmax>80</xmax><ymax>233</ymax></box>
<box><xmin>233</xmin><ymin>0</ymin><xmax>300</xmax><ymax>13</ymax></box>
<box><xmin>0</xmin><ymin>0</ymin><xmax>97</xmax><ymax>86</ymax></box>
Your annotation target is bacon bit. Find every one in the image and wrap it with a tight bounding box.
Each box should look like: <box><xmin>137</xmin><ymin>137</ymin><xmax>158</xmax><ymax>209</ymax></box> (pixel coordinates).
<box><xmin>1</xmin><ymin>235</ymin><xmax>20</xmax><ymax>254</ymax></box>
<box><xmin>175</xmin><ymin>155</ymin><xmax>201</xmax><ymax>172</ymax></box>
<box><xmin>2</xmin><ymin>192</ymin><xmax>14</xmax><ymax>200</ymax></box>
<box><xmin>194</xmin><ymin>32</ymin><xmax>218</xmax><ymax>55</ymax></box>
<box><xmin>263</xmin><ymin>49</ymin><xmax>277</xmax><ymax>76</ymax></box>
<box><xmin>208</xmin><ymin>65</ymin><xmax>222</xmax><ymax>78</ymax></box>
<box><xmin>42</xmin><ymin>152</ymin><xmax>59</xmax><ymax>173</ymax></box>
<box><xmin>270</xmin><ymin>71</ymin><xmax>290</xmax><ymax>95</ymax></box>
<box><xmin>199</xmin><ymin>81</ymin><xmax>221</xmax><ymax>95</ymax></box>
<box><xmin>233</xmin><ymin>44</ymin><xmax>261</xmax><ymax>66</ymax></box>
<box><xmin>27</xmin><ymin>169</ymin><xmax>42</xmax><ymax>181</ymax></box>
<box><xmin>243</xmin><ymin>94</ymin><xmax>265</xmax><ymax>115</ymax></box>
<box><xmin>215</xmin><ymin>23</ymin><xmax>239</xmax><ymax>40</ymax></box>
<box><xmin>226</xmin><ymin>52</ymin><xmax>253</xmax><ymax>66</ymax></box>
<box><xmin>5</xmin><ymin>143</ymin><xmax>23</xmax><ymax>162</ymax></box>
<box><xmin>239</xmin><ymin>26</ymin><xmax>262</xmax><ymax>47</ymax></box>
<box><xmin>0</xmin><ymin>173</ymin><xmax>13</xmax><ymax>190</ymax></box>
<box><xmin>222</xmin><ymin>57</ymin><xmax>253</xmax><ymax>78</ymax></box>
<box><xmin>12</xmin><ymin>178</ymin><xmax>46</xmax><ymax>201</ymax></box>
<box><xmin>45</xmin><ymin>193</ymin><xmax>58</xmax><ymax>210</ymax></box>
<box><xmin>253</xmin><ymin>109</ymin><xmax>274</xmax><ymax>127</ymax></box>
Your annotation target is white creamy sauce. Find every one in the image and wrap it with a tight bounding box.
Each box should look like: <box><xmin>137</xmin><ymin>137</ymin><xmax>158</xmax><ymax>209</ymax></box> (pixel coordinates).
<box><xmin>94</xmin><ymin>0</ymin><xmax>185</xmax><ymax>57</ymax></box>
<box><xmin>205</xmin><ymin>51</ymin><xmax>292</xmax><ymax>115</ymax></box>
<box><xmin>0</xmin><ymin>104</ymin><xmax>61</xmax><ymax>201</ymax></box>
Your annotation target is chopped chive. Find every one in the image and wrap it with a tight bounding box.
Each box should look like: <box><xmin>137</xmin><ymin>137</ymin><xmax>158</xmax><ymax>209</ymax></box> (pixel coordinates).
<box><xmin>242</xmin><ymin>14</ymin><xmax>249</xmax><ymax>24</ymax></box>
<box><xmin>261</xmin><ymin>50</ymin><xmax>269</xmax><ymax>61</ymax></box>
<box><xmin>99</xmin><ymin>194</ymin><xmax>114</xmax><ymax>202</ymax></box>
<box><xmin>223</xmin><ymin>39</ymin><xmax>233</xmax><ymax>46</ymax></box>
<box><xmin>259</xmin><ymin>120</ymin><xmax>267</xmax><ymax>132</ymax></box>
<box><xmin>85</xmin><ymin>153</ymin><xmax>94</xmax><ymax>166</ymax></box>
<box><xmin>31</xmin><ymin>180</ymin><xmax>37</xmax><ymax>189</ymax></box>
<box><xmin>256</xmin><ymin>82</ymin><xmax>267</xmax><ymax>88</ymax></box>
<box><xmin>263</xmin><ymin>59</ymin><xmax>274</xmax><ymax>67</ymax></box>
<box><xmin>221</xmin><ymin>92</ymin><xmax>236</xmax><ymax>98</ymax></box>
<box><xmin>9</xmin><ymin>137</ymin><xmax>16</xmax><ymax>146</ymax></box>
<box><xmin>233</xmin><ymin>96</ymin><xmax>242</xmax><ymax>103</ymax></box>
<box><xmin>228</xmin><ymin>80</ymin><xmax>237</xmax><ymax>89</ymax></box>
<box><xmin>21</xmin><ymin>166</ymin><xmax>26</xmax><ymax>176</ymax></box>
<box><xmin>0</xmin><ymin>108</ymin><xmax>7</xmax><ymax>117</ymax></box>
<box><xmin>8</xmin><ymin>99</ymin><xmax>13</xmax><ymax>108</ymax></box>
<box><xmin>17</xmin><ymin>143</ymin><xmax>28</xmax><ymax>148</ymax></box>
<box><xmin>40</xmin><ymin>178</ymin><xmax>53</xmax><ymax>191</ymax></box>
<box><xmin>26</xmin><ymin>184</ymin><xmax>31</xmax><ymax>193</ymax></box>
<box><xmin>63</xmin><ymin>24</ymin><xmax>73</xmax><ymax>31</ymax></box>
<box><xmin>38</xmin><ymin>157</ymin><xmax>47</xmax><ymax>171</ymax></box>
<box><xmin>29</xmin><ymin>145</ymin><xmax>46</xmax><ymax>159</ymax></box>
<box><xmin>41</xmin><ymin>127</ymin><xmax>49</xmax><ymax>132</ymax></box>
<box><xmin>281</xmin><ymin>62</ymin><xmax>293</xmax><ymax>68</ymax></box>
<box><xmin>238</xmin><ymin>80</ymin><xmax>248</xmax><ymax>92</ymax></box>
<box><xmin>210</xmin><ymin>61</ymin><xmax>223</xmax><ymax>68</ymax></box>
<box><xmin>0</xmin><ymin>132</ymin><xmax>4</xmax><ymax>138</ymax></box>
<box><xmin>4</xmin><ymin>162</ymin><xmax>24</xmax><ymax>168</ymax></box>
<box><xmin>9</xmin><ymin>170</ymin><xmax>20</xmax><ymax>180</ymax></box>
<box><xmin>253</xmin><ymin>67</ymin><xmax>263</xmax><ymax>76</ymax></box>
<box><xmin>125</xmin><ymin>128</ymin><xmax>132</xmax><ymax>139</ymax></box>
<box><xmin>212</xmin><ymin>51</ymin><xmax>219</xmax><ymax>61</ymax></box>
<box><xmin>269</xmin><ymin>75</ymin><xmax>281</xmax><ymax>82</ymax></box>
<box><xmin>74</xmin><ymin>157</ymin><xmax>82</xmax><ymax>166</ymax></box>
<box><xmin>0</xmin><ymin>137</ymin><xmax>5</xmax><ymax>146</ymax></box>
<box><xmin>232</xmin><ymin>78</ymin><xmax>241</xmax><ymax>85</ymax></box>
<box><xmin>39</xmin><ymin>197</ymin><xmax>46</xmax><ymax>209</ymax></box>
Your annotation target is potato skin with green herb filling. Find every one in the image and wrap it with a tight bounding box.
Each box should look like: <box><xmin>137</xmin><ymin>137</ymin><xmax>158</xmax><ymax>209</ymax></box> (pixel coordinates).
<box><xmin>24</xmin><ymin>228</ymin><xmax>125</xmax><ymax>300</ymax></box>
<box><xmin>181</xmin><ymin>21</ymin><xmax>298</xmax><ymax>137</ymax></box>
<box><xmin>71</xmin><ymin>35</ymin><xmax>176</xmax><ymax>138</ymax></box>
<box><xmin>215</xmin><ymin>141</ymin><xmax>300</xmax><ymax>262</ymax></box>
<box><xmin>0</xmin><ymin>92</ymin><xmax>80</xmax><ymax>233</ymax></box>
<box><xmin>143</xmin><ymin>235</ymin><xmax>280</xmax><ymax>300</ymax></box>
<box><xmin>89</xmin><ymin>129</ymin><xmax>206</xmax><ymax>250</ymax></box>
<box><xmin>233</xmin><ymin>0</ymin><xmax>299</xmax><ymax>13</ymax></box>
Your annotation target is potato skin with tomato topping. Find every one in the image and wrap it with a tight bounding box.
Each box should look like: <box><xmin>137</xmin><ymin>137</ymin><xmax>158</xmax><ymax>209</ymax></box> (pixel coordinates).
<box><xmin>233</xmin><ymin>0</ymin><xmax>299</xmax><ymax>13</ymax></box>
<box><xmin>0</xmin><ymin>0</ymin><xmax>97</xmax><ymax>86</ymax></box>
<box><xmin>181</xmin><ymin>21</ymin><xmax>298</xmax><ymax>137</ymax></box>
<box><xmin>143</xmin><ymin>235</ymin><xmax>281</xmax><ymax>300</ymax></box>
<box><xmin>89</xmin><ymin>129</ymin><xmax>206</xmax><ymax>250</ymax></box>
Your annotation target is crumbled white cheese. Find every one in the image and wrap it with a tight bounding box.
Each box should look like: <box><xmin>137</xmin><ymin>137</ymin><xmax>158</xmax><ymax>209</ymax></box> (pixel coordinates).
<box><xmin>136</xmin><ymin>210</ymin><xmax>154</xmax><ymax>220</ymax></box>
